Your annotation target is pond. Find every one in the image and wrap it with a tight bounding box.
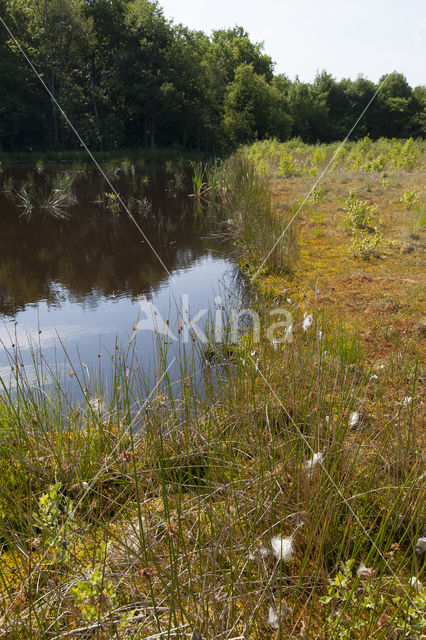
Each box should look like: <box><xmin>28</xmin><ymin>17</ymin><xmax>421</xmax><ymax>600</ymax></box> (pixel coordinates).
<box><xmin>0</xmin><ymin>162</ymin><xmax>243</xmax><ymax>399</ymax></box>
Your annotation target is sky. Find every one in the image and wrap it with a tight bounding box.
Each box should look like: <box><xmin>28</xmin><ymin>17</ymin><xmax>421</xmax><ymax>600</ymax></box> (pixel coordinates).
<box><xmin>159</xmin><ymin>0</ymin><xmax>426</xmax><ymax>87</ymax></box>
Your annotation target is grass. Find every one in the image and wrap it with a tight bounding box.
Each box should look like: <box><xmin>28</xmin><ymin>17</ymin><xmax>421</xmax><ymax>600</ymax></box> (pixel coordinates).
<box><xmin>219</xmin><ymin>153</ymin><xmax>299</xmax><ymax>275</ymax></box>
<box><xmin>0</xmin><ymin>139</ymin><xmax>425</xmax><ymax>638</ymax></box>
<box><xmin>5</xmin><ymin>169</ymin><xmax>77</xmax><ymax>218</ymax></box>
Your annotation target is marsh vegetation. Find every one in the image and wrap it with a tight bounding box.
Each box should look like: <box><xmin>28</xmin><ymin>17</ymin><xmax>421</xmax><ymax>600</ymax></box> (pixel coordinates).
<box><xmin>0</xmin><ymin>138</ymin><xmax>424</xmax><ymax>638</ymax></box>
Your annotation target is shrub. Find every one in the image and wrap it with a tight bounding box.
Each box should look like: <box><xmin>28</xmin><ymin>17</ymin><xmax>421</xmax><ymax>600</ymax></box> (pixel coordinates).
<box><xmin>344</xmin><ymin>191</ymin><xmax>376</xmax><ymax>229</ymax></box>
<box><xmin>277</xmin><ymin>152</ymin><xmax>301</xmax><ymax>178</ymax></box>
<box><xmin>400</xmin><ymin>188</ymin><xmax>419</xmax><ymax>209</ymax></box>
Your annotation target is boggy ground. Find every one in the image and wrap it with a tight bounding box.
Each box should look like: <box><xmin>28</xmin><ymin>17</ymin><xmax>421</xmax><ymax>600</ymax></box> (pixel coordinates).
<box><xmin>265</xmin><ymin>166</ymin><xmax>425</xmax><ymax>362</ymax></box>
<box><xmin>0</xmin><ymin>140</ymin><xmax>424</xmax><ymax>639</ymax></box>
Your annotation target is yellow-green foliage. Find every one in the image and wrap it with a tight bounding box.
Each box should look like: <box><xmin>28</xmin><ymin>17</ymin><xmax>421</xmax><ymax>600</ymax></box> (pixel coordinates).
<box><xmin>245</xmin><ymin>137</ymin><xmax>425</xmax><ymax>178</ymax></box>
<box><xmin>400</xmin><ymin>188</ymin><xmax>419</xmax><ymax>209</ymax></box>
<box><xmin>344</xmin><ymin>191</ymin><xmax>376</xmax><ymax>229</ymax></box>
<box><xmin>277</xmin><ymin>152</ymin><xmax>301</xmax><ymax>177</ymax></box>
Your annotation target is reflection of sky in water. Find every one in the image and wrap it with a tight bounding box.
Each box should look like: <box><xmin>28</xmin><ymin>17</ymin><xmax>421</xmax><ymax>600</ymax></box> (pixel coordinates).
<box><xmin>0</xmin><ymin>254</ymin><xmax>239</xmax><ymax>393</ymax></box>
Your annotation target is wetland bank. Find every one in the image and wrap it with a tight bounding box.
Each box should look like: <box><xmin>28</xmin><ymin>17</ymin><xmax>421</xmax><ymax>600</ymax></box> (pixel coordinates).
<box><xmin>0</xmin><ymin>0</ymin><xmax>425</xmax><ymax>635</ymax></box>
<box><xmin>0</xmin><ymin>138</ymin><xmax>424</xmax><ymax>639</ymax></box>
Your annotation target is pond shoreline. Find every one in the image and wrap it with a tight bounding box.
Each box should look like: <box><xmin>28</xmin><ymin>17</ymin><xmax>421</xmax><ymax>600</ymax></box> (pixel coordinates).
<box><xmin>0</xmin><ymin>139</ymin><xmax>424</xmax><ymax>638</ymax></box>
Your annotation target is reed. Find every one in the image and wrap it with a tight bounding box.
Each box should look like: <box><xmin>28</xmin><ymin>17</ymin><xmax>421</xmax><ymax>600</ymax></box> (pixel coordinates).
<box><xmin>220</xmin><ymin>152</ymin><xmax>299</xmax><ymax>275</ymax></box>
<box><xmin>12</xmin><ymin>170</ymin><xmax>76</xmax><ymax>218</ymax></box>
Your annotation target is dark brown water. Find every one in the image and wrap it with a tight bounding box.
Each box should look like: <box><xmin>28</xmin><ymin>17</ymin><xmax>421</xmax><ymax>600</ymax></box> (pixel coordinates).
<box><xmin>0</xmin><ymin>164</ymin><xmax>241</xmax><ymax>393</ymax></box>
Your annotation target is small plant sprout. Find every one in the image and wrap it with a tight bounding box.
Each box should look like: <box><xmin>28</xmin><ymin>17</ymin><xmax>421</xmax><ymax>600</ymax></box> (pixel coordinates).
<box><xmin>343</xmin><ymin>191</ymin><xmax>386</xmax><ymax>257</ymax></box>
<box><xmin>104</xmin><ymin>191</ymin><xmax>121</xmax><ymax>214</ymax></box>
<box><xmin>349</xmin><ymin>411</ymin><xmax>360</xmax><ymax>428</ymax></box>
<box><xmin>271</xmin><ymin>534</ymin><xmax>295</xmax><ymax>563</ymax></box>
<box><xmin>303</xmin><ymin>313</ymin><xmax>313</xmax><ymax>332</ymax></box>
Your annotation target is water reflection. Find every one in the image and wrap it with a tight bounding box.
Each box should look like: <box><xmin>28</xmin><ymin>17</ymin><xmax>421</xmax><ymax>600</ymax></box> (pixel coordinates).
<box><xmin>0</xmin><ymin>165</ymin><xmax>241</xmax><ymax>393</ymax></box>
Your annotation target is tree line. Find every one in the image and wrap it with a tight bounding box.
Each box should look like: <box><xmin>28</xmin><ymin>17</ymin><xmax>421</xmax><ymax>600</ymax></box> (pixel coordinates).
<box><xmin>0</xmin><ymin>0</ymin><xmax>425</xmax><ymax>153</ymax></box>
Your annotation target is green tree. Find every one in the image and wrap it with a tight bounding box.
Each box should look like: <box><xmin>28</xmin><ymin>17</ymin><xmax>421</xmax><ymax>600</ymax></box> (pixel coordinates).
<box><xmin>203</xmin><ymin>27</ymin><xmax>275</xmax><ymax>143</ymax></box>
<box><xmin>411</xmin><ymin>86</ymin><xmax>426</xmax><ymax>137</ymax></box>
<box><xmin>10</xmin><ymin>0</ymin><xmax>92</xmax><ymax>146</ymax></box>
<box><xmin>0</xmin><ymin>1</ymin><xmax>424</xmax><ymax>151</ymax></box>
<box><xmin>118</xmin><ymin>0</ymin><xmax>176</xmax><ymax>147</ymax></box>
<box><xmin>340</xmin><ymin>76</ymin><xmax>380</xmax><ymax>139</ymax></box>
<box><xmin>0</xmin><ymin>1</ymin><xmax>48</xmax><ymax>150</ymax></box>
<box><xmin>282</xmin><ymin>79</ymin><xmax>319</xmax><ymax>142</ymax></box>
<box><xmin>377</xmin><ymin>72</ymin><xmax>416</xmax><ymax>138</ymax></box>
<box><xmin>224</xmin><ymin>63</ymin><xmax>291</xmax><ymax>145</ymax></box>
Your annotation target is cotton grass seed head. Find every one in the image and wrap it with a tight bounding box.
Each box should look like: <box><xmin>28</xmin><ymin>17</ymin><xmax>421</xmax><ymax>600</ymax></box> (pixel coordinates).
<box><xmin>267</xmin><ymin>606</ymin><xmax>279</xmax><ymax>630</ymax></box>
<box><xmin>271</xmin><ymin>535</ymin><xmax>294</xmax><ymax>563</ymax></box>
<box><xmin>304</xmin><ymin>452</ymin><xmax>324</xmax><ymax>475</ymax></box>
<box><xmin>267</xmin><ymin>602</ymin><xmax>292</xmax><ymax>629</ymax></box>
<box><xmin>408</xmin><ymin>577</ymin><xmax>423</xmax><ymax>593</ymax></box>
<box><xmin>303</xmin><ymin>314</ymin><xmax>313</xmax><ymax>332</ymax></box>
<box><xmin>349</xmin><ymin>411</ymin><xmax>359</xmax><ymax>428</ymax></box>
<box><xmin>416</xmin><ymin>536</ymin><xmax>426</xmax><ymax>554</ymax></box>
<box><xmin>357</xmin><ymin>562</ymin><xmax>376</xmax><ymax>579</ymax></box>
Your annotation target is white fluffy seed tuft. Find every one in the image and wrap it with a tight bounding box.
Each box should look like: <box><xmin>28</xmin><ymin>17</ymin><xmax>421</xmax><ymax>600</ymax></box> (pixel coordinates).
<box><xmin>416</xmin><ymin>537</ymin><xmax>426</xmax><ymax>553</ymax></box>
<box><xmin>271</xmin><ymin>535</ymin><xmax>294</xmax><ymax>563</ymax></box>
<box><xmin>267</xmin><ymin>606</ymin><xmax>279</xmax><ymax>629</ymax></box>
<box><xmin>349</xmin><ymin>411</ymin><xmax>360</xmax><ymax>428</ymax></box>
<box><xmin>304</xmin><ymin>452</ymin><xmax>324</xmax><ymax>475</ymax></box>
<box><xmin>302</xmin><ymin>314</ymin><xmax>313</xmax><ymax>332</ymax></box>
<box><xmin>408</xmin><ymin>576</ymin><xmax>423</xmax><ymax>593</ymax></box>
